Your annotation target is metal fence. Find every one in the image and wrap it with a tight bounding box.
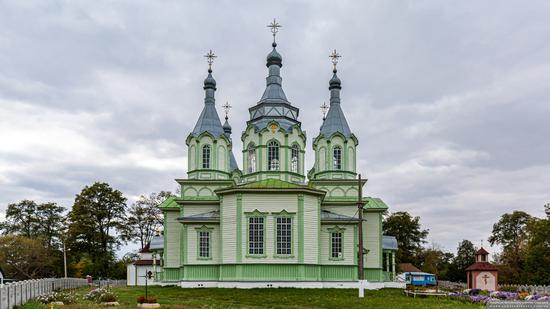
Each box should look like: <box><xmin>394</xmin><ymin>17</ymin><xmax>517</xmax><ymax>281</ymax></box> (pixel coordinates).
<box><xmin>0</xmin><ymin>278</ymin><xmax>88</xmax><ymax>309</ymax></box>
<box><xmin>499</xmin><ymin>284</ymin><xmax>550</xmax><ymax>294</ymax></box>
<box><xmin>94</xmin><ymin>279</ymin><xmax>127</xmax><ymax>287</ymax></box>
<box><xmin>487</xmin><ymin>301</ymin><xmax>550</xmax><ymax>309</ymax></box>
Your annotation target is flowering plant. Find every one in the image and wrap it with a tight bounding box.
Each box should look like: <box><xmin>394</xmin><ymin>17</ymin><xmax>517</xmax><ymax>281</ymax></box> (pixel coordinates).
<box><xmin>84</xmin><ymin>287</ymin><xmax>118</xmax><ymax>303</ymax></box>
<box><xmin>36</xmin><ymin>291</ymin><xmax>78</xmax><ymax>304</ymax></box>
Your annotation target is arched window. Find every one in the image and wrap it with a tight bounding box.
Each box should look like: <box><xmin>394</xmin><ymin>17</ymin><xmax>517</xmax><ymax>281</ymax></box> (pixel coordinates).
<box><xmin>291</xmin><ymin>144</ymin><xmax>299</xmax><ymax>173</ymax></box>
<box><xmin>202</xmin><ymin>145</ymin><xmax>211</xmax><ymax>169</ymax></box>
<box><xmin>333</xmin><ymin>146</ymin><xmax>342</xmax><ymax>170</ymax></box>
<box><xmin>268</xmin><ymin>141</ymin><xmax>279</xmax><ymax>171</ymax></box>
<box><xmin>248</xmin><ymin>144</ymin><xmax>256</xmax><ymax>173</ymax></box>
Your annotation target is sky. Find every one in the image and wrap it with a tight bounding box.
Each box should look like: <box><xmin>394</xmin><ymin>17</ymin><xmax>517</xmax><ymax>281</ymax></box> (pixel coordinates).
<box><xmin>1</xmin><ymin>0</ymin><xmax>549</xmax><ymax>256</ymax></box>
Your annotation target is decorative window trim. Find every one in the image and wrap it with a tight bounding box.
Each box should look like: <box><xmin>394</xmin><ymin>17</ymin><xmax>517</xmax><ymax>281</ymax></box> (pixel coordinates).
<box><xmin>246</xmin><ymin>210</ymin><xmax>267</xmax><ymax>258</ymax></box>
<box><xmin>273</xmin><ymin>210</ymin><xmax>295</xmax><ymax>258</ymax></box>
<box><xmin>333</xmin><ymin>146</ymin><xmax>342</xmax><ymax>170</ymax></box>
<box><xmin>202</xmin><ymin>145</ymin><xmax>211</xmax><ymax>169</ymax></box>
<box><xmin>267</xmin><ymin>140</ymin><xmax>280</xmax><ymax>171</ymax></box>
<box><xmin>195</xmin><ymin>225</ymin><xmax>213</xmax><ymax>260</ymax></box>
<box><xmin>328</xmin><ymin>226</ymin><xmax>345</xmax><ymax>261</ymax></box>
<box><xmin>247</xmin><ymin>143</ymin><xmax>256</xmax><ymax>173</ymax></box>
<box><xmin>291</xmin><ymin>144</ymin><xmax>300</xmax><ymax>173</ymax></box>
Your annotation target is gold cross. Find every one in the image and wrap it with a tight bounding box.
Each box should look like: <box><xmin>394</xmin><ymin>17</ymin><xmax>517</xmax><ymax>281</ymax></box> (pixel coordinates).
<box><xmin>329</xmin><ymin>49</ymin><xmax>341</xmax><ymax>70</ymax></box>
<box><xmin>204</xmin><ymin>50</ymin><xmax>217</xmax><ymax>71</ymax></box>
<box><xmin>320</xmin><ymin>101</ymin><xmax>329</xmax><ymax>120</ymax></box>
<box><xmin>222</xmin><ymin>101</ymin><xmax>232</xmax><ymax>118</ymax></box>
<box><xmin>267</xmin><ymin>18</ymin><xmax>282</xmax><ymax>42</ymax></box>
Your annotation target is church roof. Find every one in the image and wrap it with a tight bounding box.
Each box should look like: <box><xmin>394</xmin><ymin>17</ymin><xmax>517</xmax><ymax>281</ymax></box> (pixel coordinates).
<box><xmin>216</xmin><ymin>179</ymin><xmax>325</xmax><ymax>196</ymax></box>
<box><xmin>319</xmin><ymin>102</ymin><xmax>352</xmax><ymax>138</ymax></box>
<box><xmin>320</xmin><ymin>210</ymin><xmax>359</xmax><ymax>222</ymax></box>
<box><xmin>191</xmin><ymin>101</ymin><xmax>225</xmax><ymax>138</ymax></box>
<box><xmin>318</xmin><ymin>70</ymin><xmax>352</xmax><ymax>138</ymax></box>
<box><xmin>383</xmin><ymin>235</ymin><xmax>398</xmax><ymax>250</ymax></box>
<box><xmin>178</xmin><ymin>210</ymin><xmax>220</xmax><ymax>223</ymax></box>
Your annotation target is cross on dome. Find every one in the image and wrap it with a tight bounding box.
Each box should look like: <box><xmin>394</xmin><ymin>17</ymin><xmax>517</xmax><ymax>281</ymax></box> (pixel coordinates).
<box><xmin>222</xmin><ymin>101</ymin><xmax>232</xmax><ymax>120</ymax></box>
<box><xmin>204</xmin><ymin>49</ymin><xmax>217</xmax><ymax>72</ymax></box>
<box><xmin>267</xmin><ymin>18</ymin><xmax>282</xmax><ymax>43</ymax></box>
<box><xmin>320</xmin><ymin>101</ymin><xmax>329</xmax><ymax>120</ymax></box>
<box><xmin>329</xmin><ymin>49</ymin><xmax>341</xmax><ymax>72</ymax></box>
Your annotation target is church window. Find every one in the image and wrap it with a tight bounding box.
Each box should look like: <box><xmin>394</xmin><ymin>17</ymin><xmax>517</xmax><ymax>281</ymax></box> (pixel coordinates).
<box><xmin>198</xmin><ymin>231</ymin><xmax>210</xmax><ymax>258</ymax></box>
<box><xmin>331</xmin><ymin>231</ymin><xmax>343</xmax><ymax>259</ymax></box>
<box><xmin>248</xmin><ymin>144</ymin><xmax>256</xmax><ymax>173</ymax></box>
<box><xmin>276</xmin><ymin>217</ymin><xmax>292</xmax><ymax>255</ymax></box>
<box><xmin>291</xmin><ymin>145</ymin><xmax>299</xmax><ymax>173</ymax></box>
<box><xmin>333</xmin><ymin>146</ymin><xmax>342</xmax><ymax>170</ymax></box>
<box><xmin>268</xmin><ymin>141</ymin><xmax>279</xmax><ymax>171</ymax></box>
<box><xmin>248</xmin><ymin>217</ymin><xmax>264</xmax><ymax>255</ymax></box>
<box><xmin>202</xmin><ymin>145</ymin><xmax>211</xmax><ymax>169</ymax></box>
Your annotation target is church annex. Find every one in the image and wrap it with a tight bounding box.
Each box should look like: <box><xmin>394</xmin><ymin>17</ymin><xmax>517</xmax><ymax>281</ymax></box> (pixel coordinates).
<box><xmin>151</xmin><ymin>22</ymin><xmax>397</xmax><ymax>288</ymax></box>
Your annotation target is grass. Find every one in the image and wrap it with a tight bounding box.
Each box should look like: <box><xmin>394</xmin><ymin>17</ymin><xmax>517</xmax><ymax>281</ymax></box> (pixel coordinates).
<box><xmin>21</xmin><ymin>286</ymin><xmax>483</xmax><ymax>308</ymax></box>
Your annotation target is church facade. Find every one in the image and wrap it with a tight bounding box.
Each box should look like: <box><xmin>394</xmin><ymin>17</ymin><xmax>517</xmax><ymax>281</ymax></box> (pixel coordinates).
<box><xmin>152</xmin><ymin>28</ymin><xmax>397</xmax><ymax>287</ymax></box>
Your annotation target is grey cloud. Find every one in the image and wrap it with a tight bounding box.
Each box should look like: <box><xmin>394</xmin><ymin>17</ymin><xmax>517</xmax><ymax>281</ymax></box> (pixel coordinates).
<box><xmin>1</xmin><ymin>0</ymin><xmax>549</xmax><ymax>254</ymax></box>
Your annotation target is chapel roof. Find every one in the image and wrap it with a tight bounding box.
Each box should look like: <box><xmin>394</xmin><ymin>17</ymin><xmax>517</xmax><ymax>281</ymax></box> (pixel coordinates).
<box><xmin>466</xmin><ymin>262</ymin><xmax>498</xmax><ymax>271</ymax></box>
<box><xmin>476</xmin><ymin>247</ymin><xmax>489</xmax><ymax>255</ymax></box>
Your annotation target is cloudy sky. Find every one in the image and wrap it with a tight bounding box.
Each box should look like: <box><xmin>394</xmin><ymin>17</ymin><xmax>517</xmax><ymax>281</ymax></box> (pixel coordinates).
<box><xmin>1</xmin><ymin>0</ymin><xmax>549</xmax><ymax>255</ymax></box>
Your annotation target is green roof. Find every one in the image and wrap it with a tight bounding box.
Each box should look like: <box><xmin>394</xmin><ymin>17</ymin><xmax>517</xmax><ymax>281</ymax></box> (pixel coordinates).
<box><xmin>364</xmin><ymin>197</ymin><xmax>388</xmax><ymax>209</ymax></box>
<box><xmin>236</xmin><ymin>179</ymin><xmax>307</xmax><ymax>189</ymax></box>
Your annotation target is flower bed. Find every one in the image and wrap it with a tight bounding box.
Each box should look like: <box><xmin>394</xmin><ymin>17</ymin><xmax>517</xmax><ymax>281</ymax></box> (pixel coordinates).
<box><xmin>84</xmin><ymin>287</ymin><xmax>118</xmax><ymax>303</ymax></box>
<box><xmin>449</xmin><ymin>288</ymin><xmax>550</xmax><ymax>305</ymax></box>
<box><xmin>36</xmin><ymin>290</ymin><xmax>78</xmax><ymax>305</ymax></box>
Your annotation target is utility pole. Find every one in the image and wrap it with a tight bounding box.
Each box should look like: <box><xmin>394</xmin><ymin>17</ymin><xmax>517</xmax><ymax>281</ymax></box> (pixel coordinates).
<box><xmin>357</xmin><ymin>173</ymin><xmax>365</xmax><ymax>297</ymax></box>
<box><xmin>63</xmin><ymin>240</ymin><xmax>68</xmax><ymax>278</ymax></box>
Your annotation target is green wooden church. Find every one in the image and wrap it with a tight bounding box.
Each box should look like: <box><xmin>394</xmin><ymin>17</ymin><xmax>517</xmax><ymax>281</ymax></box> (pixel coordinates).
<box><xmin>150</xmin><ymin>23</ymin><xmax>398</xmax><ymax>288</ymax></box>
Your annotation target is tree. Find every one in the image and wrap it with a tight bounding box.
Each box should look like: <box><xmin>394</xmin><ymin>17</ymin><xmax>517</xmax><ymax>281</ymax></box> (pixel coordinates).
<box><xmin>1</xmin><ymin>200</ymin><xmax>40</xmax><ymax>236</ymax></box>
<box><xmin>0</xmin><ymin>200</ymin><xmax>66</xmax><ymax>249</ymax></box>
<box><xmin>36</xmin><ymin>202</ymin><xmax>66</xmax><ymax>248</ymax></box>
<box><xmin>0</xmin><ymin>235</ymin><xmax>56</xmax><ymax>279</ymax></box>
<box><xmin>126</xmin><ymin>191</ymin><xmax>171</xmax><ymax>250</ymax></box>
<box><xmin>544</xmin><ymin>203</ymin><xmax>550</xmax><ymax>218</ymax></box>
<box><xmin>447</xmin><ymin>240</ymin><xmax>476</xmax><ymax>282</ymax></box>
<box><xmin>383</xmin><ymin>211</ymin><xmax>429</xmax><ymax>263</ymax></box>
<box><xmin>67</xmin><ymin>182</ymin><xmax>128</xmax><ymax>274</ymax></box>
<box><xmin>488</xmin><ymin>211</ymin><xmax>532</xmax><ymax>283</ymax></box>
<box><xmin>524</xmin><ymin>215</ymin><xmax>550</xmax><ymax>284</ymax></box>
<box><xmin>416</xmin><ymin>245</ymin><xmax>454</xmax><ymax>280</ymax></box>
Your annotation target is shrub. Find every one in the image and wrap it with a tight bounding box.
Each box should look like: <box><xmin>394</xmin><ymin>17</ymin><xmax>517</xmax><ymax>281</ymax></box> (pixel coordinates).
<box><xmin>137</xmin><ymin>295</ymin><xmax>158</xmax><ymax>304</ymax></box>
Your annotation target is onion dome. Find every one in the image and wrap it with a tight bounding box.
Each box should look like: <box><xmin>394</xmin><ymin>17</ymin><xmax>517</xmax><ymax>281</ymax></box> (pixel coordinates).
<box><xmin>266</xmin><ymin>42</ymin><xmax>283</xmax><ymax>67</ymax></box>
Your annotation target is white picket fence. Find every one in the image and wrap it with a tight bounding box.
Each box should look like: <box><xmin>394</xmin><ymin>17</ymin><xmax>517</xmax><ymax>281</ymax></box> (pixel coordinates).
<box><xmin>0</xmin><ymin>278</ymin><xmax>88</xmax><ymax>309</ymax></box>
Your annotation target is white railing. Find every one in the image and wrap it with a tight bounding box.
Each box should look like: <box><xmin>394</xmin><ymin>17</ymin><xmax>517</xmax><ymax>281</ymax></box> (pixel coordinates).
<box><xmin>0</xmin><ymin>278</ymin><xmax>88</xmax><ymax>309</ymax></box>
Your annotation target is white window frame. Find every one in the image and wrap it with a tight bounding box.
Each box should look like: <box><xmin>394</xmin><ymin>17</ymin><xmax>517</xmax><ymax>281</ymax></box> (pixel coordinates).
<box><xmin>276</xmin><ymin>217</ymin><xmax>292</xmax><ymax>255</ymax></box>
<box><xmin>268</xmin><ymin>141</ymin><xmax>280</xmax><ymax>171</ymax></box>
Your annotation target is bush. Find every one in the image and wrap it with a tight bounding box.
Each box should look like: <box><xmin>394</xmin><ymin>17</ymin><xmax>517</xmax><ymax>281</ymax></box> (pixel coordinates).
<box><xmin>137</xmin><ymin>295</ymin><xmax>158</xmax><ymax>304</ymax></box>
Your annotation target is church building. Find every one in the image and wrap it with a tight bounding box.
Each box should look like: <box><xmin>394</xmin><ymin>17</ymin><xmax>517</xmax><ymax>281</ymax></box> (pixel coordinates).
<box><xmin>151</xmin><ymin>21</ymin><xmax>397</xmax><ymax>288</ymax></box>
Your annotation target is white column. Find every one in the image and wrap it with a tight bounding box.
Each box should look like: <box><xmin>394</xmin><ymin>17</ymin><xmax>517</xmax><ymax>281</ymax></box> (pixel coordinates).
<box><xmin>392</xmin><ymin>252</ymin><xmax>396</xmax><ymax>279</ymax></box>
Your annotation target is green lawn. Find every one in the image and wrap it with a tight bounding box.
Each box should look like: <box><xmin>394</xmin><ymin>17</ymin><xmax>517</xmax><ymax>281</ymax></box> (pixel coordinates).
<box><xmin>22</xmin><ymin>286</ymin><xmax>482</xmax><ymax>308</ymax></box>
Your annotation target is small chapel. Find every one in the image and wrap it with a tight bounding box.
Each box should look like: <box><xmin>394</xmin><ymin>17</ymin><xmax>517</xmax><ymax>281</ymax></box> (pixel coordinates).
<box><xmin>150</xmin><ymin>21</ymin><xmax>397</xmax><ymax>288</ymax></box>
<box><xmin>466</xmin><ymin>247</ymin><xmax>499</xmax><ymax>291</ymax></box>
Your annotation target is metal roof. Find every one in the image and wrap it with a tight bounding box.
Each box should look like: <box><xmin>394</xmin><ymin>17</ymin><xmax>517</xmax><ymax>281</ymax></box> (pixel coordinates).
<box><xmin>191</xmin><ymin>71</ymin><xmax>225</xmax><ymax>138</ymax></box>
<box><xmin>318</xmin><ymin>71</ymin><xmax>352</xmax><ymax>138</ymax></box>
<box><xmin>149</xmin><ymin>235</ymin><xmax>164</xmax><ymax>251</ymax></box>
<box><xmin>321</xmin><ymin>210</ymin><xmax>359</xmax><ymax>222</ymax></box>
<box><xmin>382</xmin><ymin>235</ymin><xmax>398</xmax><ymax>250</ymax></box>
<box><xmin>178</xmin><ymin>210</ymin><xmax>220</xmax><ymax>222</ymax></box>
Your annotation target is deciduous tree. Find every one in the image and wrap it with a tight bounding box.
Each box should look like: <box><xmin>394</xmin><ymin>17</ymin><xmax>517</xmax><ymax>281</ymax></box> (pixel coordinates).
<box><xmin>383</xmin><ymin>211</ymin><xmax>429</xmax><ymax>263</ymax></box>
<box><xmin>125</xmin><ymin>191</ymin><xmax>171</xmax><ymax>250</ymax></box>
